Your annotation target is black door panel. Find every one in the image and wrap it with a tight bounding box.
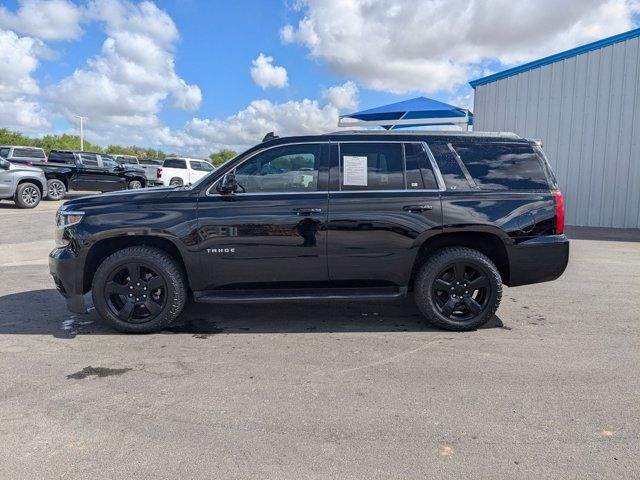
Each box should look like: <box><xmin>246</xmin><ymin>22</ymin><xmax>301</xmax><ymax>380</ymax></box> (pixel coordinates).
<box><xmin>327</xmin><ymin>191</ymin><xmax>442</xmax><ymax>286</ymax></box>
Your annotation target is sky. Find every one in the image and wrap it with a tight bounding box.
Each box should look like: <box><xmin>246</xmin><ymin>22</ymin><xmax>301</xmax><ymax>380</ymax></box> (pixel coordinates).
<box><xmin>0</xmin><ymin>0</ymin><xmax>639</xmax><ymax>157</ymax></box>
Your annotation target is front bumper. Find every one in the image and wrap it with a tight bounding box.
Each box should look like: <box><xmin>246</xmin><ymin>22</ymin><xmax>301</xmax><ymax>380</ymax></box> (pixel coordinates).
<box><xmin>49</xmin><ymin>246</ymin><xmax>89</xmax><ymax>314</ymax></box>
<box><xmin>506</xmin><ymin>234</ymin><xmax>569</xmax><ymax>287</ymax></box>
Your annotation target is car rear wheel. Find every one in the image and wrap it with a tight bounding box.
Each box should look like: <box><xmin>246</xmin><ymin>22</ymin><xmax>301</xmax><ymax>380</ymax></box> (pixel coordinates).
<box><xmin>92</xmin><ymin>246</ymin><xmax>187</xmax><ymax>333</ymax></box>
<box><xmin>46</xmin><ymin>179</ymin><xmax>66</xmax><ymax>201</ymax></box>
<box><xmin>14</xmin><ymin>182</ymin><xmax>41</xmax><ymax>209</ymax></box>
<box><xmin>414</xmin><ymin>247</ymin><xmax>502</xmax><ymax>331</ymax></box>
<box><xmin>128</xmin><ymin>179</ymin><xmax>143</xmax><ymax>189</ymax></box>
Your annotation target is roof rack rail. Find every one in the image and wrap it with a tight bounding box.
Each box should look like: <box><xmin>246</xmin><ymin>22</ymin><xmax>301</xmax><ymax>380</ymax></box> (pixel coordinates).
<box><xmin>326</xmin><ymin>130</ymin><xmax>520</xmax><ymax>138</ymax></box>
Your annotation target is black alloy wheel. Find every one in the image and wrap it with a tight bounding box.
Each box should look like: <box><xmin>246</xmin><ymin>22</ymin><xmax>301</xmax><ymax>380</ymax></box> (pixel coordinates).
<box><xmin>104</xmin><ymin>263</ymin><xmax>167</xmax><ymax>323</ymax></box>
<box><xmin>92</xmin><ymin>246</ymin><xmax>187</xmax><ymax>333</ymax></box>
<box><xmin>432</xmin><ymin>262</ymin><xmax>490</xmax><ymax>321</ymax></box>
<box><xmin>414</xmin><ymin>247</ymin><xmax>502</xmax><ymax>331</ymax></box>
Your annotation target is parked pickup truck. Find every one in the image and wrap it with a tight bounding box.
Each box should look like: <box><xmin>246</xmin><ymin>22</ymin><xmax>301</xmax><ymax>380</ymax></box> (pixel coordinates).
<box><xmin>33</xmin><ymin>150</ymin><xmax>148</xmax><ymax>201</ymax></box>
<box><xmin>111</xmin><ymin>154</ymin><xmax>163</xmax><ymax>186</ymax></box>
<box><xmin>0</xmin><ymin>157</ymin><xmax>47</xmax><ymax>208</ymax></box>
<box><xmin>160</xmin><ymin>157</ymin><xmax>214</xmax><ymax>186</ymax></box>
<box><xmin>0</xmin><ymin>146</ymin><xmax>47</xmax><ymax>165</ymax></box>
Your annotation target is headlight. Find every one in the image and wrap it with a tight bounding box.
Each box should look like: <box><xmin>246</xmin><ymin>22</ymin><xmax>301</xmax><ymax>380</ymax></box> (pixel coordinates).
<box><xmin>55</xmin><ymin>211</ymin><xmax>84</xmax><ymax>247</ymax></box>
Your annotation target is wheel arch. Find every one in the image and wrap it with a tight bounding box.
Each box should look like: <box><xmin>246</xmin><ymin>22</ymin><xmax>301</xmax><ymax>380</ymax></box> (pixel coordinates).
<box><xmin>17</xmin><ymin>177</ymin><xmax>44</xmax><ymax>197</ymax></box>
<box><xmin>46</xmin><ymin>174</ymin><xmax>68</xmax><ymax>188</ymax></box>
<box><xmin>83</xmin><ymin>235</ymin><xmax>188</xmax><ymax>293</ymax></box>
<box><xmin>410</xmin><ymin>231</ymin><xmax>511</xmax><ymax>287</ymax></box>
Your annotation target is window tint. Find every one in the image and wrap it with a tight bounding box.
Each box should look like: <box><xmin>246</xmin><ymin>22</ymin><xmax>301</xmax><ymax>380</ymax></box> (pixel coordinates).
<box><xmin>140</xmin><ymin>159</ymin><xmax>163</xmax><ymax>165</ymax></box>
<box><xmin>48</xmin><ymin>151</ymin><xmax>75</xmax><ymax>163</ymax></box>
<box><xmin>164</xmin><ymin>159</ymin><xmax>187</xmax><ymax>169</ymax></box>
<box><xmin>191</xmin><ymin>161</ymin><xmax>214</xmax><ymax>171</ymax></box>
<box><xmin>13</xmin><ymin>148</ymin><xmax>45</xmax><ymax>158</ymax></box>
<box><xmin>235</xmin><ymin>144</ymin><xmax>322</xmax><ymax>193</ymax></box>
<box><xmin>339</xmin><ymin>143</ymin><xmax>403</xmax><ymax>191</ymax></box>
<box><xmin>79</xmin><ymin>153</ymin><xmax>99</xmax><ymax>166</ymax></box>
<box><xmin>427</xmin><ymin>142</ymin><xmax>470</xmax><ymax>190</ymax></box>
<box><xmin>0</xmin><ymin>148</ymin><xmax>9</xmax><ymax>158</ymax></box>
<box><xmin>450</xmin><ymin>142</ymin><xmax>549</xmax><ymax>190</ymax></box>
<box><xmin>404</xmin><ymin>143</ymin><xmax>438</xmax><ymax>190</ymax></box>
<box><xmin>115</xmin><ymin>156</ymin><xmax>137</xmax><ymax>164</ymax></box>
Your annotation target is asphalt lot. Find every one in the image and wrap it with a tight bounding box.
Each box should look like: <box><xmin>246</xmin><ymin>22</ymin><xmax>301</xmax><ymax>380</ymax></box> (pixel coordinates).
<box><xmin>1</xmin><ymin>195</ymin><xmax>639</xmax><ymax>479</ymax></box>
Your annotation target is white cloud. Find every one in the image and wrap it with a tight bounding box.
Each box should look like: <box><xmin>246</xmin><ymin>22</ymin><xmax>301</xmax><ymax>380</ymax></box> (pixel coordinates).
<box><xmin>322</xmin><ymin>81</ymin><xmax>358</xmax><ymax>110</ymax></box>
<box><xmin>0</xmin><ymin>29</ymin><xmax>52</xmax><ymax>132</ymax></box>
<box><xmin>160</xmin><ymin>81</ymin><xmax>359</xmax><ymax>155</ymax></box>
<box><xmin>47</xmin><ymin>0</ymin><xmax>201</xmax><ymax>144</ymax></box>
<box><xmin>0</xmin><ymin>0</ymin><xmax>83</xmax><ymax>41</ymax></box>
<box><xmin>282</xmin><ymin>0</ymin><xmax>639</xmax><ymax>94</ymax></box>
<box><xmin>250</xmin><ymin>53</ymin><xmax>289</xmax><ymax>89</ymax></box>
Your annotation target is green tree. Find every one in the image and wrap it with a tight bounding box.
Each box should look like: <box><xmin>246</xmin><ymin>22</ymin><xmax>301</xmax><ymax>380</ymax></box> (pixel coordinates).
<box><xmin>209</xmin><ymin>149</ymin><xmax>237</xmax><ymax>167</ymax></box>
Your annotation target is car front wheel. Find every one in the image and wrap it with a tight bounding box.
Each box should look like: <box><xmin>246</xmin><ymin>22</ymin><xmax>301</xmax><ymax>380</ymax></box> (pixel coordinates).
<box><xmin>414</xmin><ymin>247</ymin><xmax>502</xmax><ymax>331</ymax></box>
<box><xmin>128</xmin><ymin>179</ymin><xmax>143</xmax><ymax>189</ymax></box>
<box><xmin>15</xmin><ymin>182</ymin><xmax>41</xmax><ymax>209</ymax></box>
<box><xmin>92</xmin><ymin>246</ymin><xmax>187</xmax><ymax>333</ymax></box>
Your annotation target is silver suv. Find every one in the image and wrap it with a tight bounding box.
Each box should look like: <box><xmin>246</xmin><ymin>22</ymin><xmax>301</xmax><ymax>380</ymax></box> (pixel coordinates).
<box><xmin>0</xmin><ymin>157</ymin><xmax>47</xmax><ymax>208</ymax></box>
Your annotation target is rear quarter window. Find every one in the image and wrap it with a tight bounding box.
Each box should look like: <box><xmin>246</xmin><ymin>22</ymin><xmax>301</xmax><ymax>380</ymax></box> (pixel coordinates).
<box><xmin>450</xmin><ymin>142</ymin><xmax>550</xmax><ymax>191</ymax></box>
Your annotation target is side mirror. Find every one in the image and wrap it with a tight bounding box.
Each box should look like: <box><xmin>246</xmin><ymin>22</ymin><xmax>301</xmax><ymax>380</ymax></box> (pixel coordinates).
<box><xmin>218</xmin><ymin>173</ymin><xmax>238</xmax><ymax>194</ymax></box>
<box><xmin>0</xmin><ymin>158</ymin><xmax>10</xmax><ymax>170</ymax></box>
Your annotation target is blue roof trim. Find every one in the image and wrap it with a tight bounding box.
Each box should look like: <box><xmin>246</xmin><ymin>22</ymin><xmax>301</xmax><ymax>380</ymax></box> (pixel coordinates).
<box><xmin>469</xmin><ymin>27</ymin><xmax>640</xmax><ymax>88</ymax></box>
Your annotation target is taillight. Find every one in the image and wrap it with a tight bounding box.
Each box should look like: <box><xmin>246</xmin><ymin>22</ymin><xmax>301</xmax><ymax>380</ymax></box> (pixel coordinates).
<box><xmin>157</xmin><ymin>167</ymin><xmax>162</xmax><ymax>179</ymax></box>
<box><xmin>552</xmin><ymin>190</ymin><xmax>564</xmax><ymax>235</ymax></box>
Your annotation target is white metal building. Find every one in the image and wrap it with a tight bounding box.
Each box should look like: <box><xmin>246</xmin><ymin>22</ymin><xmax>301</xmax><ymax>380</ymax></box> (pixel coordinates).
<box><xmin>470</xmin><ymin>28</ymin><xmax>640</xmax><ymax>229</ymax></box>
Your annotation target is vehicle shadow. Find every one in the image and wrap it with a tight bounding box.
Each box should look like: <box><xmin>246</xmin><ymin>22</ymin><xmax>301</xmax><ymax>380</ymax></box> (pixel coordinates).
<box><xmin>0</xmin><ymin>288</ymin><xmax>505</xmax><ymax>338</ymax></box>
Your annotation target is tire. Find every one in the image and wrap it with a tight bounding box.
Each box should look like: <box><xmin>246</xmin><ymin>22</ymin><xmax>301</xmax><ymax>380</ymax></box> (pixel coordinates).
<box><xmin>91</xmin><ymin>246</ymin><xmax>187</xmax><ymax>333</ymax></box>
<box><xmin>169</xmin><ymin>178</ymin><xmax>183</xmax><ymax>187</ymax></box>
<box><xmin>414</xmin><ymin>247</ymin><xmax>502</xmax><ymax>331</ymax></box>
<box><xmin>46</xmin><ymin>179</ymin><xmax>66</xmax><ymax>201</ymax></box>
<box><xmin>14</xmin><ymin>182</ymin><xmax>41</xmax><ymax>209</ymax></box>
<box><xmin>128</xmin><ymin>179</ymin><xmax>143</xmax><ymax>189</ymax></box>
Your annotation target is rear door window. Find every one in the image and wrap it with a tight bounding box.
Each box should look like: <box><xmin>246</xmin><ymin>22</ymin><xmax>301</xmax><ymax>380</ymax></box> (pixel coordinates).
<box><xmin>404</xmin><ymin>143</ymin><xmax>438</xmax><ymax>190</ymax></box>
<box><xmin>79</xmin><ymin>153</ymin><xmax>99</xmax><ymax>166</ymax></box>
<box><xmin>450</xmin><ymin>142</ymin><xmax>549</xmax><ymax>190</ymax></box>
<box><xmin>190</xmin><ymin>161</ymin><xmax>214</xmax><ymax>172</ymax></box>
<box><xmin>0</xmin><ymin>148</ymin><xmax>10</xmax><ymax>158</ymax></box>
<box><xmin>339</xmin><ymin>143</ymin><xmax>404</xmax><ymax>191</ymax></box>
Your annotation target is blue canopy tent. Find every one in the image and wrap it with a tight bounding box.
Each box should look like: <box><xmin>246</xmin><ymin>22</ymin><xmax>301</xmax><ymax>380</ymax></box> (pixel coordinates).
<box><xmin>338</xmin><ymin>96</ymin><xmax>473</xmax><ymax>130</ymax></box>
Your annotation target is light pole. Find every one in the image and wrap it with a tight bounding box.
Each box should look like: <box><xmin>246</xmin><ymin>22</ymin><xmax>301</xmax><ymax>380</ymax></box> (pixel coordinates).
<box><xmin>74</xmin><ymin>115</ymin><xmax>87</xmax><ymax>150</ymax></box>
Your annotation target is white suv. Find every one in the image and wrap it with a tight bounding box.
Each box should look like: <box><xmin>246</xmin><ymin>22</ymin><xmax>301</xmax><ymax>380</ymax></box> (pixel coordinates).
<box><xmin>161</xmin><ymin>158</ymin><xmax>214</xmax><ymax>186</ymax></box>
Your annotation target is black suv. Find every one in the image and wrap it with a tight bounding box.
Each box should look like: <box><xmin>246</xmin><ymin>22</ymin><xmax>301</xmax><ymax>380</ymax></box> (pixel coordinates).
<box><xmin>49</xmin><ymin>131</ymin><xmax>568</xmax><ymax>333</ymax></box>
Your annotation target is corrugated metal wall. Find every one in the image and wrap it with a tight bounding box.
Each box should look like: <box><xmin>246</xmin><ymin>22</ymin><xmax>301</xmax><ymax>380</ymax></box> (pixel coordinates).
<box><xmin>473</xmin><ymin>36</ymin><xmax>640</xmax><ymax>228</ymax></box>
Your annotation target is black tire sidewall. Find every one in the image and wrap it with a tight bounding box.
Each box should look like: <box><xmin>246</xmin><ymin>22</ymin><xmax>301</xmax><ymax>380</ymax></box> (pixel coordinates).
<box><xmin>91</xmin><ymin>246</ymin><xmax>186</xmax><ymax>333</ymax></box>
<box><xmin>415</xmin><ymin>247</ymin><xmax>502</xmax><ymax>331</ymax></box>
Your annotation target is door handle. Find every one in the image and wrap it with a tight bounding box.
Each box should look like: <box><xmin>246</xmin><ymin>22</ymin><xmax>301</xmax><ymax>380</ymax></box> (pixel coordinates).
<box><xmin>292</xmin><ymin>208</ymin><xmax>322</xmax><ymax>215</ymax></box>
<box><xmin>403</xmin><ymin>204</ymin><xmax>433</xmax><ymax>212</ymax></box>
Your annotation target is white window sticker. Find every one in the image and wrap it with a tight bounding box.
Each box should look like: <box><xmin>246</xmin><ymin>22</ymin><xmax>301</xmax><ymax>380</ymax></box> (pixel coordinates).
<box><xmin>343</xmin><ymin>156</ymin><xmax>368</xmax><ymax>186</ymax></box>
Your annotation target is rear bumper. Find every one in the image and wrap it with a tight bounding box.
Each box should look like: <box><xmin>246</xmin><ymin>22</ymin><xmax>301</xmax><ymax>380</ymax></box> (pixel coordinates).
<box><xmin>49</xmin><ymin>247</ymin><xmax>88</xmax><ymax>314</ymax></box>
<box><xmin>506</xmin><ymin>234</ymin><xmax>569</xmax><ymax>287</ymax></box>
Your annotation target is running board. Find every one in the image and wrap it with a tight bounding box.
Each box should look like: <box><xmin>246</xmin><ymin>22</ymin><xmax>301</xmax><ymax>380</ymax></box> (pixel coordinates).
<box><xmin>193</xmin><ymin>287</ymin><xmax>407</xmax><ymax>304</ymax></box>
